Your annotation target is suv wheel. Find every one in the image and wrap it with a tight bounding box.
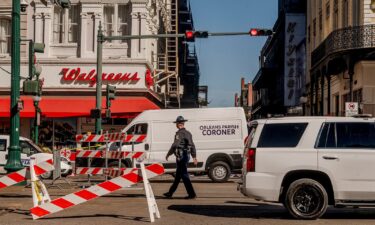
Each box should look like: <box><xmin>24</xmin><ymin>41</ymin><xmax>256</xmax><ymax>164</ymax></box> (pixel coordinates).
<box><xmin>284</xmin><ymin>178</ymin><xmax>328</xmax><ymax>220</ymax></box>
<box><xmin>208</xmin><ymin>161</ymin><xmax>230</xmax><ymax>183</ymax></box>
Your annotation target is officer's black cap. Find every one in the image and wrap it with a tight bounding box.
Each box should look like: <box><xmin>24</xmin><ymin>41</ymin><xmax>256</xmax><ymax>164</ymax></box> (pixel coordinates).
<box><xmin>174</xmin><ymin>116</ymin><xmax>188</xmax><ymax>123</ymax></box>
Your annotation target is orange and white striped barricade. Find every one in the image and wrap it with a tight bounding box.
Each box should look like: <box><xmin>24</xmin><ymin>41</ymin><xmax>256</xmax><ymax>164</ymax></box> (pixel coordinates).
<box><xmin>0</xmin><ymin>159</ymin><xmax>54</xmax><ymax>190</ymax></box>
<box><xmin>30</xmin><ymin>163</ymin><xmax>165</xmax><ymax>222</ymax></box>
<box><xmin>74</xmin><ymin>150</ymin><xmax>147</xmax><ymax>175</ymax></box>
<box><xmin>74</xmin><ymin>132</ymin><xmax>148</xmax><ymax>186</ymax></box>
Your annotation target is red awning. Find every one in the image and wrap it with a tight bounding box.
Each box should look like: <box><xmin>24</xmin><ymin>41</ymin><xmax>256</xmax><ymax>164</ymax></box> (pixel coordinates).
<box><xmin>0</xmin><ymin>96</ymin><xmax>160</xmax><ymax>118</ymax></box>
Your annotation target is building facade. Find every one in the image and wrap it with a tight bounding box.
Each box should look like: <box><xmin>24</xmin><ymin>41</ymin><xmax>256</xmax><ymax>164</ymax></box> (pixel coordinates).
<box><xmin>235</xmin><ymin>78</ymin><xmax>252</xmax><ymax>120</ymax></box>
<box><xmin>307</xmin><ymin>0</ymin><xmax>375</xmax><ymax>116</ymax></box>
<box><xmin>0</xmin><ymin>0</ymin><xmax>199</xmax><ymax>150</ymax></box>
<box><xmin>252</xmin><ymin>0</ymin><xmax>307</xmax><ymax>119</ymax></box>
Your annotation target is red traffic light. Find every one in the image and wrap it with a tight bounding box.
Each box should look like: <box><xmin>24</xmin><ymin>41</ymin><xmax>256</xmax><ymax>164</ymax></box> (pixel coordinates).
<box><xmin>249</xmin><ymin>28</ymin><xmax>273</xmax><ymax>36</ymax></box>
<box><xmin>250</xmin><ymin>29</ymin><xmax>258</xmax><ymax>36</ymax></box>
<box><xmin>185</xmin><ymin>30</ymin><xmax>194</xmax><ymax>39</ymax></box>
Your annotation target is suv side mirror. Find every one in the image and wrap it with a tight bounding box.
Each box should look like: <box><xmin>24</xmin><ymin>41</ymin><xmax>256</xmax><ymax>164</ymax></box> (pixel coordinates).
<box><xmin>145</xmin><ymin>143</ymin><xmax>150</xmax><ymax>151</ymax></box>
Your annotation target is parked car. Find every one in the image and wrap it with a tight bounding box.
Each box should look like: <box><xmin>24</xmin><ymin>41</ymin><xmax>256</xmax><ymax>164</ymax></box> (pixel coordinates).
<box><xmin>0</xmin><ymin>135</ymin><xmax>72</xmax><ymax>178</ymax></box>
<box><xmin>239</xmin><ymin>116</ymin><xmax>375</xmax><ymax>219</ymax></box>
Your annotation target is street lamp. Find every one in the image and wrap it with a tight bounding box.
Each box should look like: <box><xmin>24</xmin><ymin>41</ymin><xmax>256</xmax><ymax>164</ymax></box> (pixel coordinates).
<box><xmin>32</xmin><ymin>95</ymin><xmax>41</xmax><ymax>145</ymax></box>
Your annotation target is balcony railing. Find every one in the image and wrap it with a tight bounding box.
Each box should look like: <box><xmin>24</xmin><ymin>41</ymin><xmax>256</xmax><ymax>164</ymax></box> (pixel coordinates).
<box><xmin>311</xmin><ymin>24</ymin><xmax>375</xmax><ymax>67</ymax></box>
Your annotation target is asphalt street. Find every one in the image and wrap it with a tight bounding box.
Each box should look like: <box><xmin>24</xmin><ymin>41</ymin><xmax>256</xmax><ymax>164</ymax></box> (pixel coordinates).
<box><xmin>0</xmin><ymin>175</ymin><xmax>375</xmax><ymax>225</ymax></box>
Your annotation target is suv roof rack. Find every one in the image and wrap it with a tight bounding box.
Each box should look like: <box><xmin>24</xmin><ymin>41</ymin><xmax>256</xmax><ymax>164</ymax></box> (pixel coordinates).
<box><xmin>351</xmin><ymin>114</ymin><xmax>373</xmax><ymax>118</ymax></box>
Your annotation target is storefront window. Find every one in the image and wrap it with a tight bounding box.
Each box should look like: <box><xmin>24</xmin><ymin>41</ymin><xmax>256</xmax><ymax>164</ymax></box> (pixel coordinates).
<box><xmin>0</xmin><ymin>18</ymin><xmax>11</xmax><ymax>54</ymax></box>
<box><xmin>0</xmin><ymin>119</ymin><xmax>10</xmax><ymax>134</ymax></box>
<box><xmin>38</xmin><ymin>118</ymin><xmax>77</xmax><ymax>151</ymax></box>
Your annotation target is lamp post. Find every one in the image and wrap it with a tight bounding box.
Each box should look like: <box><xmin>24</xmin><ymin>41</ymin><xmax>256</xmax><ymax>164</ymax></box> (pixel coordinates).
<box><xmin>32</xmin><ymin>95</ymin><xmax>41</xmax><ymax>145</ymax></box>
<box><xmin>5</xmin><ymin>0</ymin><xmax>23</xmax><ymax>173</ymax></box>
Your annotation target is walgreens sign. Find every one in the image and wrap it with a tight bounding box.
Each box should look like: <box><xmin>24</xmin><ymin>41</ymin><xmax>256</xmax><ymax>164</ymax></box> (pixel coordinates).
<box><xmin>60</xmin><ymin>68</ymin><xmax>141</xmax><ymax>87</ymax></box>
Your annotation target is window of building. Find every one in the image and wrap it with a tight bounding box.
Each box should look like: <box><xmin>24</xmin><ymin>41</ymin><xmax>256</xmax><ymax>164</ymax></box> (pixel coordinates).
<box><xmin>326</xmin><ymin>1</ymin><xmax>330</xmax><ymax>19</ymax></box>
<box><xmin>333</xmin><ymin>0</ymin><xmax>339</xmax><ymax>30</ymax></box>
<box><xmin>352</xmin><ymin>0</ymin><xmax>360</xmax><ymax>26</ymax></box>
<box><xmin>0</xmin><ymin>18</ymin><xmax>11</xmax><ymax>54</ymax></box>
<box><xmin>103</xmin><ymin>4</ymin><xmax>130</xmax><ymax>43</ymax></box>
<box><xmin>257</xmin><ymin>123</ymin><xmax>308</xmax><ymax>148</ymax></box>
<box><xmin>342</xmin><ymin>0</ymin><xmax>349</xmax><ymax>27</ymax></box>
<box><xmin>313</xmin><ymin>18</ymin><xmax>316</xmax><ymax>37</ymax></box>
<box><xmin>307</xmin><ymin>25</ymin><xmax>311</xmax><ymax>43</ymax></box>
<box><xmin>53</xmin><ymin>5</ymin><xmax>80</xmax><ymax>44</ymax></box>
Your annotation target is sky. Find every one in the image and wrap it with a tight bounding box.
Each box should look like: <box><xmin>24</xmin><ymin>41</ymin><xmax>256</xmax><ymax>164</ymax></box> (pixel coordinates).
<box><xmin>189</xmin><ymin>0</ymin><xmax>278</xmax><ymax>107</ymax></box>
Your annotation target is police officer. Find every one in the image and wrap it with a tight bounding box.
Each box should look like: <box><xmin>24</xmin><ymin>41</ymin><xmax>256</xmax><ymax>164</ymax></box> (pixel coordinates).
<box><xmin>164</xmin><ymin>116</ymin><xmax>197</xmax><ymax>199</ymax></box>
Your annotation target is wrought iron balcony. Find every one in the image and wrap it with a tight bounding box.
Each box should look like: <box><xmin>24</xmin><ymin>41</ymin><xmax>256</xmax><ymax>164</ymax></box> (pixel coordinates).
<box><xmin>311</xmin><ymin>24</ymin><xmax>375</xmax><ymax>68</ymax></box>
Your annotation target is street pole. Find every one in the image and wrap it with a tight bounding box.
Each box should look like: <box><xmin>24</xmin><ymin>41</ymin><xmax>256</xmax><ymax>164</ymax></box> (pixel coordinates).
<box><xmin>95</xmin><ymin>22</ymin><xmax>104</xmax><ymax>134</ymax></box>
<box><xmin>5</xmin><ymin>0</ymin><xmax>23</xmax><ymax>173</ymax></box>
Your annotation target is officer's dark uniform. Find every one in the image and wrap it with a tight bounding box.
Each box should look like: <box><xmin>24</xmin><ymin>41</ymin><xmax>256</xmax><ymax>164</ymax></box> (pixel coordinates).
<box><xmin>164</xmin><ymin>116</ymin><xmax>196</xmax><ymax>199</ymax></box>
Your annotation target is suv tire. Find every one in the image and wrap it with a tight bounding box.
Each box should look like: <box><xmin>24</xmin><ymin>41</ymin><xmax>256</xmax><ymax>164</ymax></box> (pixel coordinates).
<box><xmin>208</xmin><ymin>161</ymin><xmax>230</xmax><ymax>183</ymax></box>
<box><xmin>284</xmin><ymin>178</ymin><xmax>328</xmax><ymax>220</ymax></box>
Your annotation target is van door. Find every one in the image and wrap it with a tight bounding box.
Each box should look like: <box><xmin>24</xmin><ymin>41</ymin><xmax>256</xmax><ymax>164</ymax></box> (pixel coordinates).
<box><xmin>317</xmin><ymin>122</ymin><xmax>375</xmax><ymax>201</ymax></box>
<box><xmin>0</xmin><ymin>138</ymin><xmax>7</xmax><ymax>173</ymax></box>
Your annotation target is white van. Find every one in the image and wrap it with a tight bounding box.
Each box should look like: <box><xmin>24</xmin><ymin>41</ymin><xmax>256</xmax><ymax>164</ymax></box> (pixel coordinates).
<box><xmin>0</xmin><ymin>135</ymin><xmax>71</xmax><ymax>178</ymax></box>
<box><xmin>120</xmin><ymin>107</ymin><xmax>248</xmax><ymax>182</ymax></box>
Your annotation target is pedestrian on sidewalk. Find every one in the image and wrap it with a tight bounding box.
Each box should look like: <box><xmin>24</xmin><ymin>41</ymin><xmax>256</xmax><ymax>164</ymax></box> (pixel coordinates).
<box><xmin>164</xmin><ymin>116</ymin><xmax>197</xmax><ymax>199</ymax></box>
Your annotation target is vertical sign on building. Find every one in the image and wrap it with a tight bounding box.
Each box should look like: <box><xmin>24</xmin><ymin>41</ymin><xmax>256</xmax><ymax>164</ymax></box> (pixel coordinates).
<box><xmin>284</xmin><ymin>14</ymin><xmax>306</xmax><ymax>107</ymax></box>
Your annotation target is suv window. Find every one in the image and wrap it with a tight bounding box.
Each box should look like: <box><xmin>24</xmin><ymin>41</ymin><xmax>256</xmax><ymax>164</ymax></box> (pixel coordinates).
<box><xmin>246</xmin><ymin>124</ymin><xmax>258</xmax><ymax>148</ymax></box>
<box><xmin>257</xmin><ymin>123</ymin><xmax>308</xmax><ymax>148</ymax></box>
<box><xmin>318</xmin><ymin>122</ymin><xmax>375</xmax><ymax>148</ymax></box>
<box><xmin>336</xmin><ymin>122</ymin><xmax>375</xmax><ymax>148</ymax></box>
<box><xmin>317</xmin><ymin>123</ymin><xmax>336</xmax><ymax>148</ymax></box>
<box><xmin>0</xmin><ymin>139</ymin><xmax>6</xmax><ymax>151</ymax></box>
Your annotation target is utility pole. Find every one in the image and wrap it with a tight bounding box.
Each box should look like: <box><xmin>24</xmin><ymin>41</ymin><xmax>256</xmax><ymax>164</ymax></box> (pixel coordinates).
<box><xmin>95</xmin><ymin>22</ymin><xmax>104</xmax><ymax>135</ymax></box>
<box><xmin>5</xmin><ymin>0</ymin><xmax>23</xmax><ymax>173</ymax></box>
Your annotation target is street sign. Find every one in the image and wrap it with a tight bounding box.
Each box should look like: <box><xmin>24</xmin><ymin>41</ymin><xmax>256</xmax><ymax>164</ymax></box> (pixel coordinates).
<box><xmin>345</xmin><ymin>102</ymin><xmax>359</xmax><ymax>117</ymax></box>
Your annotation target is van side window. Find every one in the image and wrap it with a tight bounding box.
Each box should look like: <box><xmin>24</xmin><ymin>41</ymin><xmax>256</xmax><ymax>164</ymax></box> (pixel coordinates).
<box><xmin>0</xmin><ymin>139</ymin><xmax>6</xmax><ymax>151</ymax></box>
<box><xmin>20</xmin><ymin>141</ymin><xmax>37</xmax><ymax>156</ymax></box>
<box><xmin>336</xmin><ymin>122</ymin><xmax>375</xmax><ymax>148</ymax></box>
<box><xmin>257</xmin><ymin>123</ymin><xmax>308</xmax><ymax>148</ymax></box>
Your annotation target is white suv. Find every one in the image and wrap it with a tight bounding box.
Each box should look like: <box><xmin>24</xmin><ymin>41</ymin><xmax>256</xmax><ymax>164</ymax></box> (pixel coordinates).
<box><xmin>239</xmin><ymin>116</ymin><xmax>375</xmax><ymax>219</ymax></box>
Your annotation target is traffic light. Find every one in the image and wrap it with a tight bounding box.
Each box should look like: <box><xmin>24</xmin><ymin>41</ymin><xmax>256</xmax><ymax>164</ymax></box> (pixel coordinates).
<box><xmin>29</xmin><ymin>41</ymin><xmax>45</xmax><ymax>79</ymax></box>
<box><xmin>106</xmin><ymin>85</ymin><xmax>116</xmax><ymax>109</ymax></box>
<box><xmin>185</xmin><ymin>30</ymin><xmax>209</xmax><ymax>42</ymax></box>
<box><xmin>249</xmin><ymin>28</ymin><xmax>273</xmax><ymax>36</ymax></box>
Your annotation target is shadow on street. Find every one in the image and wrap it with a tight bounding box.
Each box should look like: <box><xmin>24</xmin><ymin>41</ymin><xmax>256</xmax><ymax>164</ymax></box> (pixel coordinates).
<box><xmin>168</xmin><ymin>203</ymin><xmax>375</xmax><ymax>220</ymax></box>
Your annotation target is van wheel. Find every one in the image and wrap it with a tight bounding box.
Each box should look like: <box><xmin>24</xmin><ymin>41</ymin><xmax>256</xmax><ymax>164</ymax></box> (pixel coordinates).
<box><xmin>284</xmin><ymin>178</ymin><xmax>328</xmax><ymax>220</ymax></box>
<box><xmin>208</xmin><ymin>161</ymin><xmax>230</xmax><ymax>183</ymax></box>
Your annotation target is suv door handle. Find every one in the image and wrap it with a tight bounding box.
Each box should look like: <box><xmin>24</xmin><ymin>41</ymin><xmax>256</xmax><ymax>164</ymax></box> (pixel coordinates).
<box><xmin>322</xmin><ymin>155</ymin><xmax>338</xmax><ymax>160</ymax></box>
